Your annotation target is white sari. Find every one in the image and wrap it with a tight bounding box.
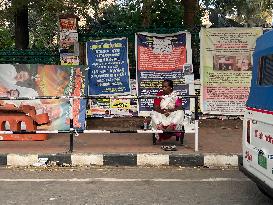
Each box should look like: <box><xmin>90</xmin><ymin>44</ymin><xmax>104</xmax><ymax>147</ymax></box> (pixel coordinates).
<box><xmin>150</xmin><ymin>91</ymin><xmax>184</xmax><ymax>130</ymax></box>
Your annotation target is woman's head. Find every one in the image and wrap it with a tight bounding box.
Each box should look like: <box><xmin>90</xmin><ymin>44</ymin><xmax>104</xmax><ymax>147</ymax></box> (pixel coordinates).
<box><xmin>14</xmin><ymin>65</ymin><xmax>36</xmax><ymax>89</ymax></box>
<box><xmin>162</xmin><ymin>79</ymin><xmax>173</xmax><ymax>95</ymax></box>
<box><xmin>15</xmin><ymin>71</ymin><xmax>30</xmax><ymax>82</ymax></box>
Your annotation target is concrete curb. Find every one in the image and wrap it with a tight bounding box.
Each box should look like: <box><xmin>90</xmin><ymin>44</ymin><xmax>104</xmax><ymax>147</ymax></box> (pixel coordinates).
<box><xmin>0</xmin><ymin>153</ymin><xmax>242</xmax><ymax>167</ymax></box>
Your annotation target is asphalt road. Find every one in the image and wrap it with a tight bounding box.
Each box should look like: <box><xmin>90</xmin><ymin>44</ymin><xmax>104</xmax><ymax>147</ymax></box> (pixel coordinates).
<box><xmin>0</xmin><ymin>167</ymin><xmax>272</xmax><ymax>205</ymax></box>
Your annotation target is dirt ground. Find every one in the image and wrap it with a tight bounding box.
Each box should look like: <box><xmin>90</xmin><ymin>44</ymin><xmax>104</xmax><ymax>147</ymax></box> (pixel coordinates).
<box><xmin>0</xmin><ymin>117</ymin><xmax>243</xmax><ymax>154</ymax></box>
<box><xmin>87</xmin><ymin>116</ymin><xmax>243</xmax><ymax>131</ymax></box>
<box><xmin>85</xmin><ymin>117</ymin><xmax>243</xmax><ymax>154</ymax></box>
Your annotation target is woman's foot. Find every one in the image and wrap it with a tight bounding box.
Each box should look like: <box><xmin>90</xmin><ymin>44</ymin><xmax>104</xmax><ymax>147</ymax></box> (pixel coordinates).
<box><xmin>156</xmin><ymin>123</ymin><xmax>164</xmax><ymax>130</ymax></box>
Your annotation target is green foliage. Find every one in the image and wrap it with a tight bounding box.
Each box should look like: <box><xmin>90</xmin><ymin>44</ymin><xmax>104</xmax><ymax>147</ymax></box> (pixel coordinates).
<box><xmin>84</xmin><ymin>2</ymin><xmax>141</xmax><ymax>33</ymax></box>
<box><xmin>0</xmin><ymin>0</ymin><xmax>203</xmax><ymax>49</ymax></box>
<box><xmin>87</xmin><ymin>0</ymin><xmax>186</xmax><ymax>31</ymax></box>
<box><xmin>142</xmin><ymin>0</ymin><xmax>184</xmax><ymax>28</ymax></box>
<box><xmin>0</xmin><ymin>0</ymin><xmax>107</xmax><ymax>49</ymax></box>
<box><xmin>4</xmin><ymin>0</ymin><xmax>265</xmax><ymax>76</ymax></box>
<box><xmin>0</xmin><ymin>28</ymin><xmax>15</xmax><ymax>48</ymax></box>
<box><xmin>201</xmin><ymin>0</ymin><xmax>273</xmax><ymax>26</ymax></box>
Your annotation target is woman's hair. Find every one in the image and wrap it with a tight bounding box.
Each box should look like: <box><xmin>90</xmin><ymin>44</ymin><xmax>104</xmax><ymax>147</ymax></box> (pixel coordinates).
<box><xmin>7</xmin><ymin>89</ymin><xmax>20</xmax><ymax>98</ymax></box>
<box><xmin>163</xmin><ymin>79</ymin><xmax>173</xmax><ymax>89</ymax></box>
<box><xmin>14</xmin><ymin>64</ymin><xmax>36</xmax><ymax>89</ymax></box>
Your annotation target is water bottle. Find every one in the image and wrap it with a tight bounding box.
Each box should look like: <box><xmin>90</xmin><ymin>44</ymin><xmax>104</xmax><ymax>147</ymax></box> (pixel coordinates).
<box><xmin>143</xmin><ymin>117</ymin><xmax>148</xmax><ymax>130</ymax></box>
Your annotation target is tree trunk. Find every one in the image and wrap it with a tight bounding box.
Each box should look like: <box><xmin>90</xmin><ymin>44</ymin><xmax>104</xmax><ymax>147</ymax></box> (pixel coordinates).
<box><xmin>142</xmin><ymin>0</ymin><xmax>152</xmax><ymax>28</ymax></box>
<box><xmin>183</xmin><ymin>0</ymin><xmax>197</xmax><ymax>27</ymax></box>
<box><xmin>13</xmin><ymin>0</ymin><xmax>29</xmax><ymax>49</ymax></box>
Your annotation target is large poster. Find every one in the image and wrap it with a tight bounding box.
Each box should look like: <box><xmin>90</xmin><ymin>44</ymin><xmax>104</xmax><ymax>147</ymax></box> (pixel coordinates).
<box><xmin>136</xmin><ymin>32</ymin><xmax>194</xmax><ymax>116</ymax></box>
<box><xmin>200</xmin><ymin>28</ymin><xmax>263</xmax><ymax>115</ymax></box>
<box><xmin>0</xmin><ymin>64</ymin><xmax>87</xmax><ymax>130</ymax></box>
<box><xmin>86</xmin><ymin>38</ymin><xmax>131</xmax><ymax>95</ymax></box>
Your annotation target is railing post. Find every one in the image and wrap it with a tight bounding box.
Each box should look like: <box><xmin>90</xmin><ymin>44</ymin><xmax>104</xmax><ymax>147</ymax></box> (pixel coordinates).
<box><xmin>69</xmin><ymin>98</ymin><xmax>74</xmax><ymax>153</ymax></box>
<box><xmin>194</xmin><ymin>96</ymin><xmax>199</xmax><ymax>152</ymax></box>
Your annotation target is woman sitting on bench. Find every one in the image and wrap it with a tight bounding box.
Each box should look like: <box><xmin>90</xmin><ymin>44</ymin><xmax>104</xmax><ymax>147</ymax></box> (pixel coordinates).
<box><xmin>150</xmin><ymin>79</ymin><xmax>184</xmax><ymax>142</ymax></box>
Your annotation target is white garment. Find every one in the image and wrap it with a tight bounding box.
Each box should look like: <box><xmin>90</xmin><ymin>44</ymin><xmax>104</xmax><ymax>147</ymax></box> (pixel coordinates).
<box><xmin>150</xmin><ymin>91</ymin><xmax>184</xmax><ymax>130</ymax></box>
<box><xmin>0</xmin><ymin>64</ymin><xmax>39</xmax><ymax>98</ymax></box>
<box><xmin>159</xmin><ymin>91</ymin><xmax>179</xmax><ymax>110</ymax></box>
<box><xmin>16</xmin><ymin>86</ymin><xmax>39</xmax><ymax>98</ymax></box>
<box><xmin>0</xmin><ymin>64</ymin><xmax>40</xmax><ymax>112</ymax></box>
<box><xmin>151</xmin><ymin>110</ymin><xmax>184</xmax><ymax>130</ymax></box>
<box><xmin>0</xmin><ymin>64</ymin><xmax>18</xmax><ymax>87</ymax></box>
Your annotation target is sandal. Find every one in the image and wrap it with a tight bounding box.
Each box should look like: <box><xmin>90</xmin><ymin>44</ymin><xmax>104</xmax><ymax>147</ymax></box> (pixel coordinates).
<box><xmin>161</xmin><ymin>145</ymin><xmax>177</xmax><ymax>151</ymax></box>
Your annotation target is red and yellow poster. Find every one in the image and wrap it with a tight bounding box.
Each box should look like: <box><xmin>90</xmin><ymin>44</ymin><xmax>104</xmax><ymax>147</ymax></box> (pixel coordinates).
<box><xmin>136</xmin><ymin>32</ymin><xmax>194</xmax><ymax>116</ymax></box>
<box><xmin>0</xmin><ymin>64</ymin><xmax>86</xmax><ymax>130</ymax></box>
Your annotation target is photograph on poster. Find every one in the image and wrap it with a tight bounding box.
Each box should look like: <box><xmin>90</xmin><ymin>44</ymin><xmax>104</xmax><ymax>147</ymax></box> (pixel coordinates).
<box><xmin>60</xmin><ymin>54</ymin><xmax>79</xmax><ymax>65</ymax></box>
<box><xmin>60</xmin><ymin>32</ymin><xmax>78</xmax><ymax>49</ymax></box>
<box><xmin>0</xmin><ymin>64</ymin><xmax>86</xmax><ymax>130</ymax></box>
<box><xmin>183</xmin><ymin>63</ymin><xmax>193</xmax><ymax>75</ymax></box>
<box><xmin>213</xmin><ymin>55</ymin><xmax>251</xmax><ymax>71</ymax></box>
<box><xmin>59</xmin><ymin>42</ymin><xmax>75</xmax><ymax>53</ymax></box>
<box><xmin>236</xmin><ymin>55</ymin><xmax>252</xmax><ymax>71</ymax></box>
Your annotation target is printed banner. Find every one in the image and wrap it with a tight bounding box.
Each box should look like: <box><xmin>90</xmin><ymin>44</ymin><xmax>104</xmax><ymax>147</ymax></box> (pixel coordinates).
<box><xmin>59</xmin><ymin>17</ymin><xmax>77</xmax><ymax>32</ymax></box>
<box><xmin>200</xmin><ymin>28</ymin><xmax>263</xmax><ymax>115</ymax></box>
<box><xmin>59</xmin><ymin>32</ymin><xmax>79</xmax><ymax>54</ymax></box>
<box><xmin>87</xmin><ymin>98</ymin><xmax>111</xmax><ymax>117</ymax></box>
<box><xmin>59</xmin><ymin>15</ymin><xmax>79</xmax><ymax>56</ymax></box>
<box><xmin>60</xmin><ymin>32</ymin><xmax>78</xmax><ymax>45</ymax></box>
<box><xmin>136</xmin><ymin>32</ymin><xmax>194</xmax><ymax>116</ymax></box>
<box><xmin>87</xmin><ymin>79</ymin><xmax>138</xmax><ymax>117</ymax></box>
<box><xmin>110</xmin><ymin>98</ymin><xmax>138</xmax><ymax>116</ymax></box>
<box><xmin>0</xmin><ymin>64</ymin><xmax>87</xmax><ymax>130</ymax></box>
<box><xmin>60</xmin><ymin>54</ymin><xmax>80</xmax><ymax>65</ymax></box>
<box><xmin>86</xmin><ymin>38</ymin><xmax>131</xmax><ymax>95</ymax></box>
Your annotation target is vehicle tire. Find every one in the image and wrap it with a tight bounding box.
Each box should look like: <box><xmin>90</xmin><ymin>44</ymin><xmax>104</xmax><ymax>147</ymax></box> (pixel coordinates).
<box><xmin>257</xmin><ymin>185</ymin><xmax>273</xmax><ymax>199</ymax></box>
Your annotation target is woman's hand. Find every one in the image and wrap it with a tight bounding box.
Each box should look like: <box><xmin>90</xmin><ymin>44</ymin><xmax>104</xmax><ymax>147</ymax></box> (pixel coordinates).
<box><xmin>154</xmin><ymin>105</ymin><xmax>172</xmax><ymax>116</ymax></box>
<box><xmin>163</xmin><ymin>109</ymin><xmax>170</xmax><ymax>116</ymax></box>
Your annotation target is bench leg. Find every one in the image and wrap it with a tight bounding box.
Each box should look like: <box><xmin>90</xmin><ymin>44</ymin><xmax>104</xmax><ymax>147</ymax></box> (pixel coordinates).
<box><xmin>180</xmin><ymin>132</ymin><xmax>184</xmax><ymax>145</ymax></box>
<box><xmin>175</xmin><ymin>133</ymin><xmax>184</xmax><ymax>145</ymax></box>
<box><xmin>176</xmin><ymin>136</ymin><xmax>179</xmax><ymax>141</ymax></box>
<box><xmin>152</xmin><ymin>133</ymin><xmax>157</xmax><ymax>145</ymax></box>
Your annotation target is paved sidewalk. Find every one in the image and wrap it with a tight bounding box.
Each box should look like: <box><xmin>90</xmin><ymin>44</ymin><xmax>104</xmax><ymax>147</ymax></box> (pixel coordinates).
<box><xmin>0</xmin><ymin>118</ymin><xmax>243</xmax><ymax>167</ymax></box>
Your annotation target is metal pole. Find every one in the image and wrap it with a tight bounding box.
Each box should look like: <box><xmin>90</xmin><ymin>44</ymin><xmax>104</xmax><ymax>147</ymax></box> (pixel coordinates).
<box><xmin>69</xmin><ymin>98</ymin><xmax>74</xmax><ymax>153</ymax></box>
<box><xmin>69</xmin><ymin>119</ymin><xmax>74</xmax><ymax>153</ymax></box>
<box><xmin>194</xmin><ymin>96</ymin><xmax>199</xmax><ymax>121</ymax></box>
<box><xmin>194</xmin><ymin>96</ymin><xmax>199</xmax><ymax>152</ymax></box>
<box><xmin>194</xmin><ymin>120</ymin><xmax>199</xmax><ymax>152</ymax></box>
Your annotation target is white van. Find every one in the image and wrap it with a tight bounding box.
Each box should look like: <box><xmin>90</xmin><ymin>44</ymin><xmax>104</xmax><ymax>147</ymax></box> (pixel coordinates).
<box><xmin>241</xmin><ymin>30</ymin><xmax>273</xmax><ymax>197</ymax></box>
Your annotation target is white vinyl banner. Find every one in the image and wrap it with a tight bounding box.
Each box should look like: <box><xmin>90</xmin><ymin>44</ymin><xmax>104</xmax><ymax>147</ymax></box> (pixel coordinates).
<box><xmin>200</xmin><ymin>27</ymin><xmax>263</xmax><ymax>115</ymax></box>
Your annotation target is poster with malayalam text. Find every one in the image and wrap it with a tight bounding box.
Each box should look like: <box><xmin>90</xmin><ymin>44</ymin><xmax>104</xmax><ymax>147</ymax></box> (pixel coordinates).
<box><xmin>87</xmin><ymin>79</ymin><xmax>138</xmax><ymax>117</ymax></box>
<box><xmin>86</xmin><ymin>38</ymin><xmax>131</xmax><ymax>95</ymax></box>
<box><xmin>136</xmin><ymin>32</ymin><xmax>194</xmax><ymax>116</ymax></box>
<box><xmin>200</xmin><ymin>28</ymin><xmax>263</xmax><ymax>115</ymax></box>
